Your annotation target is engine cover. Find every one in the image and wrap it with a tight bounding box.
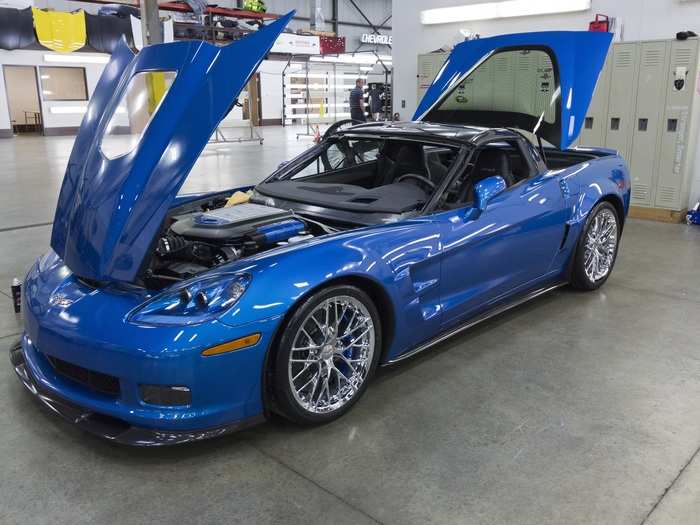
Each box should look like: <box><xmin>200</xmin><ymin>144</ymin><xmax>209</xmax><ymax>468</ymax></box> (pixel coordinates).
<box><xmin>171</xmin><ymin>203</ymin><xmax>291</xmax><ymax>241</ymax></box>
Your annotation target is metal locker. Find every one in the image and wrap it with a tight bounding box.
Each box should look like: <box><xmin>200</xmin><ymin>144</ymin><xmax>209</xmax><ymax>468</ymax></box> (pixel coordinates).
<box><xmin>578</xmin><ymin>52</ymin><xmax>612</xmax><ymax>148</ymax></box>
<box><xmin>605</xmin><ymin>43</ymin><xmax>640</xmax><ymax>161</ymax></box>
<box><xmin>629</xmin><ymin>41</ymin><xmax>670</xmax><ymax>206</ymax></box>
<box><xmin>492</xmin><ymin>52</ymin><xmax>516</xmax><ymax>113</ymax></box>
<box><xmin>417</xmin><ymin>53</ymin><xmax>447</xmax><ymax>104</ymax></box>
<box><xmin>468</xmin><ymin>55</ymin><xmax>494</xmax><ymax>110</ymax></box>
<box><xmin>452</xmin><ymin>56</ymin><xmax>493</xmax><ymax>112</ymax></box>
<box><xmin>654</xmin><ymin>39</ymin><xmax>699</xmax><ymax>209</ymax></box>
<box><xmin>534</xmin><ymin>51</ymin><xmax>556</xmax><ymax>124</ymax></box>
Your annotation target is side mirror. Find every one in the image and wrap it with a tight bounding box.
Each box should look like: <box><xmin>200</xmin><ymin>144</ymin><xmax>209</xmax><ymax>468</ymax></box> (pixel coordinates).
<box><xmin>474</xmin><ymin>176</ymin><xmax>507</xmax><ymax>212</ymax></box>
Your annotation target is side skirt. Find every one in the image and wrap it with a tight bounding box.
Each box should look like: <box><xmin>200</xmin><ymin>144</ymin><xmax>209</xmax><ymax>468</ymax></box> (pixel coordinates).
<box><xmin>383</xmin><ymin>282</ymin><xmax>567</xmax><ymax>365</ymax></box>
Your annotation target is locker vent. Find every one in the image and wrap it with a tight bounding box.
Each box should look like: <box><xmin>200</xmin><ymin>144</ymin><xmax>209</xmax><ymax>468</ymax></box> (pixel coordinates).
<box><xmin>495</xmin><ymin>56</ymin><xmax>509</xmax><ymax>72</ymax></box>
<box><xmin>674</xmin><ymin>47</ymin><xmax>693</xmax><ymax>66</ymax></box>
<box><xmin>631</xmin><ymin>184</ymin><xmax>649</xmax><ymax>201</ymax></box>
<box><xmin>517</xmin><ymin>55</ymin><xmax>532</xmax><ymax>70</ymax></box>
<box><xmin>615</xmin><ymin>51</ymin><xmax>633</xmax><ymax>68</ymax></box>
<box><xmin>642</xmin><ymin>49</ymin><xmax>663</xmax><ymax>66</ymax></box>
<box><xmin>657</xmin><ymin>186</ymin><xmax>678</xmax><ymax>204</ymax></box>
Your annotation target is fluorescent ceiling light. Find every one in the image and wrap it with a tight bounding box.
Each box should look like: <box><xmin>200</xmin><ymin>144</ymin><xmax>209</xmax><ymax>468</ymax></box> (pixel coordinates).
<box><xmin>51</xmin><ymin>106</ymin><xmax>126</xmax><ymax>115</ymax></box>
<box><xmin>44</xmin><ymin>53</ymin><xmax>109</xmax><ymax>64</ymax></box>
<box><xmin>310</xmin><ymin>53</ymin><xmax>387</xmax><ymax>65</ymax></box>
<box><xmin>50</xmin><ymin>106</ymin><xmax>87</xmax><ymax>114</ymax></box>
<box><xmin>421</xmin><ymin>0</ymin><xmax>591</xmax><ymax>25</ymax></box>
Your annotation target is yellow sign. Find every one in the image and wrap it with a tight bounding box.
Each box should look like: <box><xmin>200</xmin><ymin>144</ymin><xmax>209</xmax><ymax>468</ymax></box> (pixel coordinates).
<box><xmin>32</xmin><ymin>9</ymin><xmax>86</xmax><ymax>53</ymax></box>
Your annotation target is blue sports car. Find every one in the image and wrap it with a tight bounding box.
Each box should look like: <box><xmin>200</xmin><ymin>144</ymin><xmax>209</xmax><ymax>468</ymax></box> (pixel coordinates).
<box><xmin>10</xmin><ymin>14</ymin><xmax>629</xmax><ymax>445</ymax></box>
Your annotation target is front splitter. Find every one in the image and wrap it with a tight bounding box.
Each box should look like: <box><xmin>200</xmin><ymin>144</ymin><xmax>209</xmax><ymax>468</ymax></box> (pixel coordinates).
<box><xmin>9</xmin><ymin>340</ymin><xmax>265</xmax><ymax>446</ymax></box>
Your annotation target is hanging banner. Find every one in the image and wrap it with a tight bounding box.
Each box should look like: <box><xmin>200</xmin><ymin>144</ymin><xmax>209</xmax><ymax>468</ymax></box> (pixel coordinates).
<box><xmin>0</xmin><ymin>7</ymin><xmax>36</xmax><ymax>50</ymax></box>
<box><xmin>85</xmin><ymin>13</ymin><xmax>134</xmax><ymax>54</ymax></box>
<box><xmin>32</xmin><ymin>8</ymin><xmax>87</xmax><ymax>52</ymax></box>
<box><xmin>271</xmin><ymin>33</ymin><xmax>320</xmax><ymax>55</ymax></box>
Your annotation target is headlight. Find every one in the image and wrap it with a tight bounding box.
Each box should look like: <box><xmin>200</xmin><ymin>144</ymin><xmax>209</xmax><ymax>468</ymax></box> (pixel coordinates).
<box><xmin>129</xmin><ymin>273</ymin><xmax>250</xmax><ymax>326</ymax></box>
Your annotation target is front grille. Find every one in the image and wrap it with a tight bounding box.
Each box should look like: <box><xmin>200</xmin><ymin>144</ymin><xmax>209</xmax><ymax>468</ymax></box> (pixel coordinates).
<box><xmin>46</xmin><ymin>355</ymin><xmax>121</xmax><ymax>396</ymax></box>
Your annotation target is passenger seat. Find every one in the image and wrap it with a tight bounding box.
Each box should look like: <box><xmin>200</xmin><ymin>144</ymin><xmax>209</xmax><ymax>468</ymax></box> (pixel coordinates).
<box><xmin>458</xmin><ymin>148</ymin><xmax>515</xmax><ymax>203</ymax></box>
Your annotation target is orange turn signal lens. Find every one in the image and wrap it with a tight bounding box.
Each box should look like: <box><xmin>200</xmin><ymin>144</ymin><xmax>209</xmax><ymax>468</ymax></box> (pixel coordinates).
<box><xmin>201</xmin><ymin>333</ymin><xmax>261</xmax><ymax>356</ymax></box>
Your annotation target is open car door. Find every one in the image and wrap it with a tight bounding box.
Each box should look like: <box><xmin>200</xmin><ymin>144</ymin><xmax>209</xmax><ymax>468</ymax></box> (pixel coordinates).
<box><xmin>414</xmin><ymin>31</ymin><xmax>612</xmax><ymax>150</ymax></box>
<box><xmin>51</xmin><ymin>12</ymin><xmax>294</xmax><ymax>284</ymax></box>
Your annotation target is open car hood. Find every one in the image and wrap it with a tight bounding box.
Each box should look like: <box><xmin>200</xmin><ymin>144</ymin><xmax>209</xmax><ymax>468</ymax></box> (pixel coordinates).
<box><xmin>50</xmin><ymin>12</ymin><xmax>293</xmax><ymax>283</ymax></box>
<box><xmin>414</xmin><ymin>31</ymin><xmax>612</xmax><ymax>150</ymax></box>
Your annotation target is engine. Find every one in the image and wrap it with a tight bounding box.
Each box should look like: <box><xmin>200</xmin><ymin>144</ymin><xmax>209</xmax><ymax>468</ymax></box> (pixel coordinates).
<box><xmin>147</xmin><ymin>202</ymin><xmax>315</xmax><ymax>284</ymax></box>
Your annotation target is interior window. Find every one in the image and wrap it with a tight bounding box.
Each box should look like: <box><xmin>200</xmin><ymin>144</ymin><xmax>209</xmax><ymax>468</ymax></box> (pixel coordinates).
<box><xmin>100</xmin><ymin>70</ymin><xmax>177</xmax><ymax>160</ymax></box>
<box><xmin>39</xmin><ymin>66</ymin><xmax>88</xmax><ymax>101</ymax></box>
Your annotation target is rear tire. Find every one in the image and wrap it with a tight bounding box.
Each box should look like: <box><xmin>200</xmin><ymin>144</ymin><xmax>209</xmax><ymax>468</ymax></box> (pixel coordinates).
<box><xmin>571</xmin><ymin>201</ymin><xmax>620</xmax><ymax>290</ymax></box>
<box><xmin>272</xmin><ymin>285</ymin><xmax>381</xmax><ymax>426</ymax></box>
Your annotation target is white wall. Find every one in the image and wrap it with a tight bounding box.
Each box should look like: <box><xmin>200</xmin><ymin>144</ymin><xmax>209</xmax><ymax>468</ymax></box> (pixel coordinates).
<box><xmin>259</xmin><ymin>60</ymin><xmax>287</xmax><ymax>121</ymax></box>
<box><xmin>0</xmin><ymin>48</ymin><xmax>290</xmax><ymax>132</ymax></box>
<box><xmin>392</xmin><ymin>0</ymin><xmax>700</xmax><ymax>207</ymax></box>
<box><xmin>0</xmin><ymin>49</ymin><xmax>110</xmax><ymax>131</ymax></box>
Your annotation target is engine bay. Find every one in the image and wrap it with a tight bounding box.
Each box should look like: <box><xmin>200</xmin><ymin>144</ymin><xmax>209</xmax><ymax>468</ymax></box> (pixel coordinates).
<box><xmin>143</xmin><ymin>199</ymin><xmax>328</xmax><ymax>287</ymax></box>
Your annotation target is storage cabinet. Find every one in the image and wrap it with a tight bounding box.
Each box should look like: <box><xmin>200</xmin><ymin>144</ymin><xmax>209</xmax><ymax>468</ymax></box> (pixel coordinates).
<box><xmin>582</xmin><ymin>37</ymin><xmax>700</xmax><ymax>215</ymax></box>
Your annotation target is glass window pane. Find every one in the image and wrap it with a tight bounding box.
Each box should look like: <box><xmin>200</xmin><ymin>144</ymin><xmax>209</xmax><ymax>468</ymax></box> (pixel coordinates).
<box><xmin>100</xmin><ymin>70</ymin><xmax>177</xmax><ymax>160</ymax></box>
<box><xmin>39</xmin><ymin>66</ymin><xmax>88</xmax><ymax>101</ymax></box>
<box><xmin>431</xmin><ymin>49</ymin><xmax>558</xmax><ymax>125</ymax></box>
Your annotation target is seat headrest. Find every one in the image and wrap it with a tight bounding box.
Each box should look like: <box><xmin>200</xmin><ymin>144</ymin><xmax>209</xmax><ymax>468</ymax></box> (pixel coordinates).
<box><xmin>394</xmin><ymin>144</ymin><xmax>423</xmax><ymax>165</ymax></box>
<box><xmin>475</xmin><ymin>148</ymin><xmax>510</xmax><ymax>179</ymax></box>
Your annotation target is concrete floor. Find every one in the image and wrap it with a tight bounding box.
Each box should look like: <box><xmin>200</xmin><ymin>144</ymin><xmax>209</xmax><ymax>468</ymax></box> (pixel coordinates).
<box><xmin>1</xmin><ymin>127</ymin><xmax>700</xmax><ymax>524</ymax></box>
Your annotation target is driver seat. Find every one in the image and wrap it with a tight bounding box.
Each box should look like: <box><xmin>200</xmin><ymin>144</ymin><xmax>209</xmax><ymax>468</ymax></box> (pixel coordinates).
<box><xmin>458</xmin><ymin>148</ymin><xmax>515</xmax><ymax>203</ymax></box>
<box><xmin>378</xmin><ymin>144</ymin><xmax>426</xmax><ymax>186</ymax></box>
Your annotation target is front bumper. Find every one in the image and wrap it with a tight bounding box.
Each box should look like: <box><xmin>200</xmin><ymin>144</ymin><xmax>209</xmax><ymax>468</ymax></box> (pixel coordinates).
<box><xmin>14</xmin><ymin>252</ymin><xmax>285</xmax><ymax>445</ymax></box>
<box><xmin>10</xmin><ymin>340</ymin><xmax>265</xmax><ymax>446</ymax></box>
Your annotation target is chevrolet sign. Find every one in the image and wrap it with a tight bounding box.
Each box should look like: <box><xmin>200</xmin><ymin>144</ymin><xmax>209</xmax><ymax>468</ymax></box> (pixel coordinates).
<box><xmin>361</xmin><ymin>33</ymin><xmax>392</xmax><ymax>45</ymax></box>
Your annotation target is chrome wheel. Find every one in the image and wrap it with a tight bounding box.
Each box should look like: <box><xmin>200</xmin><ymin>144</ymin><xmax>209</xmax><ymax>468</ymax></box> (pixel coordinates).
<box><xmin>583</xmin><ymin>208</ymin><xmax>618</xmax><ymax>282</ymax></box>
<box><xmin>287</xmin><ymin>295</ymin><xmax>375</xmax><ymax>414</ymax></box>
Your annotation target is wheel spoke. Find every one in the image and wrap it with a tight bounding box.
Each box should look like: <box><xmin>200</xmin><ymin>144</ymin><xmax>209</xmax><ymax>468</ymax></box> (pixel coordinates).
<box><xmin>583</xmin><ymin>208</ymin><xmax>618</xmax><ymax>282</ymax></box>
<box><xmin>287</xmin><ymin>294</ymin><xmax>376</xmax><ymax>414</ymax></box>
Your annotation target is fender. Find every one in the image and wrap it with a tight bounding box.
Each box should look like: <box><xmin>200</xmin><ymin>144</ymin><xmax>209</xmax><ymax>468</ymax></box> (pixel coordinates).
<box><xmin>216</xmin><ymin>218</ymin><xmax>444</xmax><ymax>361</ymax></box>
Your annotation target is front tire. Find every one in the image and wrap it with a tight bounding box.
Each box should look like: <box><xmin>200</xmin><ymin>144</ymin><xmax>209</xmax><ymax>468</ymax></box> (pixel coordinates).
<box><xmin>272</xmin><ymin>285</ymin><xmax>381</xmax><ymax>425</ymax></box>
<box><xmin>571</xmin><ymin>201</ymin><xmax>620</xmax><ymax>290</ymax></box>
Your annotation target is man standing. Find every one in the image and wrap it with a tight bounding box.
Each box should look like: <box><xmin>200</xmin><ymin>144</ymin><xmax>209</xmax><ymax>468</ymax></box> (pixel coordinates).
<box><xmin>349</xmin><ymin>78</ymin><xmax>366</xmax><ymax>122</ymax></box>
<box><xmin>368</xmin><ymin>84</ymin><xmax>383</xmax><ymax>121</ymax></box>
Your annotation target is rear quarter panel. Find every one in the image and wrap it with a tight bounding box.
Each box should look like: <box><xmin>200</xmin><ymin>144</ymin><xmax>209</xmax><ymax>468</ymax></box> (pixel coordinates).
<box><xmin>550</xmin><ymin>151</ymin><xmax>630</xmax><ymax>272</ymax></box>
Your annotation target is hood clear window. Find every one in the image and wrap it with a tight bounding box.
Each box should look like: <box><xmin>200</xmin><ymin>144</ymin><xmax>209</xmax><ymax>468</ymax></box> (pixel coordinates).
<box><xmin>100</xmin><ymin>70</ymin><xmax>177</xmax><ymax>159</ymax></box>
<box><xmin>437</xmin><ymin>49</ymin><xmax>557</xmax><ymax>123</ymax></box>
<box><xmin>423</xmin><ymin>48</ymin><xmax>559</xmax><ymax>136</ymax></box>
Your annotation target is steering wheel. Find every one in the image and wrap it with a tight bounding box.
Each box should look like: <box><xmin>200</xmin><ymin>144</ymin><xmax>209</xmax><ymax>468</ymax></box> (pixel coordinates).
<box><xmin>396</xmin><ymin>173</ymin><xmax>436</xmax><ymax>192</ymax></box>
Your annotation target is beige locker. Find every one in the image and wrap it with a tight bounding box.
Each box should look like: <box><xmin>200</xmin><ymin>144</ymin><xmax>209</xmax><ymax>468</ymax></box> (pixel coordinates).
<box><xmin>629</xmin><ymin>41</ymin><xmax>669</xmax><ymax>206</ymax></box>
<box><xmin>417</xmin><ymin>52</ymin><xmax>447</xmax><ymax>106</ymax></box>
<box><xmin>605</xmin><ymin>43</ymin><xmax>640</xmax><ymax>161</ymax></box>
<box><xmin>578</xmin><ymin>52</ymin><xmax>612</xmax><ymax>148</ymax></box>
<box><xmin>654</xmin><ymin>39</ymin><xmax>699</xmax><ymax>209</ymax></box>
